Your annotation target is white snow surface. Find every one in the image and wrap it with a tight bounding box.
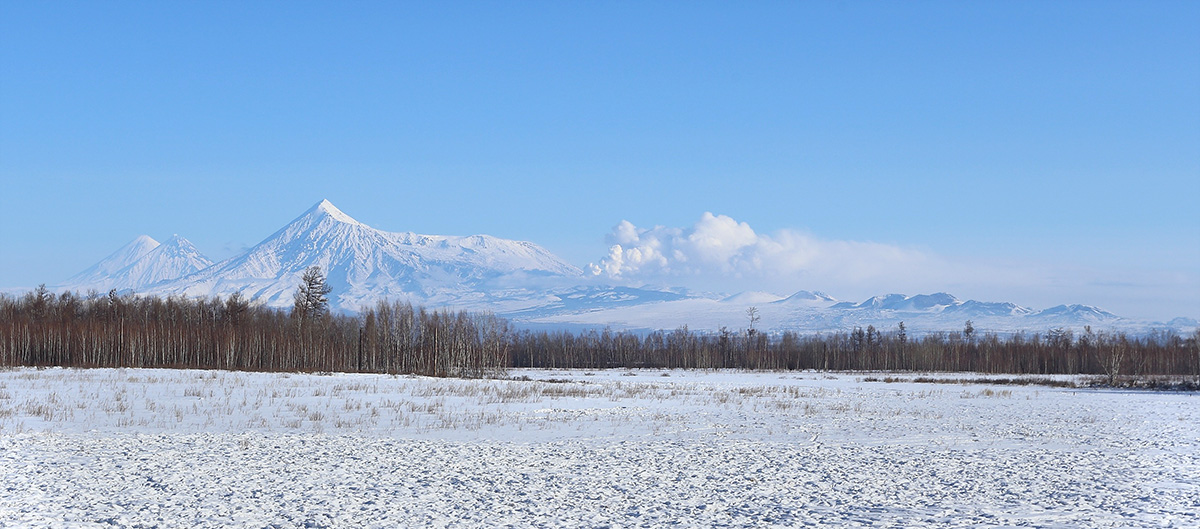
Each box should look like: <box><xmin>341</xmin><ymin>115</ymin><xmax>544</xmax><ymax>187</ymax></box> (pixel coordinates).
<box><xmin>2</xmin><ymin>367</ymin><xmax>1197</xmax><ymax>527</ymax></box>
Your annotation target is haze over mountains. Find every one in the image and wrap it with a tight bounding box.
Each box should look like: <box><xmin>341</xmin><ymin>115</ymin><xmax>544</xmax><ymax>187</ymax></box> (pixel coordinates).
<box><xmin>41</xmin><ymin>200</ymin><xmax>1197</xmax><ymax>335</ymax></box>
<box><xmin>59</xmin><ymin>234</ymin><xmax>213</xmax><ymax>294</ymax></box>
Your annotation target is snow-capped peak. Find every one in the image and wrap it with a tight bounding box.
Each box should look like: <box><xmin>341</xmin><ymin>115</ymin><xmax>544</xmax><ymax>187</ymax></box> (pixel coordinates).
<box><xmin>56</xmin><ymin>200</ymin><xmax>1181</xmax><ymax>336</ymax></box>
<box><xmin>157</xmin><ymin>235</ymin><xmax>208</xmax><ymax>259</ymax></box>
<box><xmin>57</xmin><ymin>234</ymin><xmax>211</xmax><ymax>294</ymax></box>
<box><xmin>143</xmin><ymin>200</ymin><xmax>583</xmax><ymax>311</ymax></box>
<box><xmin>60</xmin><ymin>235</ymin><xmax>161</xmax><ymax>289</ymax></box>
<box><xmin>777</xmin><ymin>290</ymin><xmax>838</xmax><ymax>305</ymax></box>
<box><xmin>310</xmin><ymin>199</ymin><xmax>366</xmax><ymax>227</ymax></box>
<box><xmin>131</xmin><ymin>234</ymin><xmax>159</xmax><ymax>249</ymax></box>
<box><xmin>1033</xmin><ymin>304</ymin><xmax>1119</xmax><ymax>322</ymax></box>
<box><xmin>721</xmin><ymin>291</ymin><xmax>785</xmax><ymax>304</ymax></box>
<box><xmin>841</xmin><ymin>292</ymin><xmax>960</xmax><ymax>311</ymax></box>
<box><xmin>110</xmin><ymin>235</ymin><xmax>213</xmax><ymax>290</ymax></box>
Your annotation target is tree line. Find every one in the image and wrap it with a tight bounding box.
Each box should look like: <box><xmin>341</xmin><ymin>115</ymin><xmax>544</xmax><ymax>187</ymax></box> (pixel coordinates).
<box><xmin>509</xmin><ymin>323</ymin><xmax>1199</xmax><ymax>382</ymax></box>
<box><xmin>2</xmin><ymin>286</ymin><xmax>1197</xmax><ymax>380</ymax></box>
<box><xmin>0</xmin><ymin>282</ymin><xmax>508</xmax><ymax>378</ymax></box>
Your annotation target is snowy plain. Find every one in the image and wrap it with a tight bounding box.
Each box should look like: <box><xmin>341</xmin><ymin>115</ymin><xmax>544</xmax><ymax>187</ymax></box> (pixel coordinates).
<box><xmin>1</xmin><ymin>367</ymin><xmax>1197</xmax><ymax>528</ymax></box>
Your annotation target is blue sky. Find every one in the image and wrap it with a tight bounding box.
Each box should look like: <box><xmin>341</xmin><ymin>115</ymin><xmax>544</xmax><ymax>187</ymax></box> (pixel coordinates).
<box><xmin>2</xmin><ymin>1</ymin><xmax>1197</xmax><ymax>320</ymax></box>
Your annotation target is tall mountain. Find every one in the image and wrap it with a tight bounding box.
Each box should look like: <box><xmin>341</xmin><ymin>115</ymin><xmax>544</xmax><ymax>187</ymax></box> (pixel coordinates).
<box><xmin>57</xmin><ymin>235</ymin><xmax>212</xmax><ymax>293</ymax></box>
<box><xmin>54</xmin><ymin>200</ymin><xmax>1192</xmax><ymax>335</ymax></box>
<box><xmin>149</xmin><ymin>200</ymin><xmax>583</xmax><ymax>310</ymax></box>
<box><xmin>60</xmin><ymin>235</ymin><xmax>160</xmax><ymax>289</ymax></box>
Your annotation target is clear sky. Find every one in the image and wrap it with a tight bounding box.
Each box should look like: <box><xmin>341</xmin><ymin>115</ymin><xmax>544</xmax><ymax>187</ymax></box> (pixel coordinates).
<box><xmin>2</xmin><ymin>1</ymin><xmax>1198</xmax><ymax>320</ymax></box>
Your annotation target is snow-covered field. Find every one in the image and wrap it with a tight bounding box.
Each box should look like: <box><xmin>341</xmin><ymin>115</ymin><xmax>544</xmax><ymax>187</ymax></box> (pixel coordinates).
<box><xmin>1</xmin><ymin>367</ymin><xmax>1197</xmax><ymax>528</ymax></box>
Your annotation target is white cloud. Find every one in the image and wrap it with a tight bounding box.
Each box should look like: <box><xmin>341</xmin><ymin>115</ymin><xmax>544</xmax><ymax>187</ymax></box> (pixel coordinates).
<box><xmin>587</xmin><ymin>213</ymin><xmax>1199</xmax><ymax>320</ymax></box>
<box><xmin>589</xmin><ymin>213</ymin><xmax>939</xmax><ymax>292</ymax></box>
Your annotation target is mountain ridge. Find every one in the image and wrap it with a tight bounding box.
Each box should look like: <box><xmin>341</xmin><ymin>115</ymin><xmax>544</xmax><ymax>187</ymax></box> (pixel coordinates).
<box><xmin>146</xmin><ymin>199</ymin><xmax>582</xmax><ymax>311</ymax></box>
<box><xmin>56</xmin><ymin>234</ymin><xmax>212</xmax><ymax>293</ymax></box>
<box><xmin>45</xmin><ymin>200</ymin><xmax>1196</xmax><ymax>335</ymax></box>
<box><xmin>60</xmin><ymin>234</ymin><xmax>160</xmax><ymax>290</ymax></box>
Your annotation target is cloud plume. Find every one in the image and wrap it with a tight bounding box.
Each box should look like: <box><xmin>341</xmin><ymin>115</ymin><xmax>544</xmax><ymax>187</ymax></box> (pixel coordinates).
<box><xmin>588</xmin><ymin>213</ymin><xmax>944</xmax><ymax>294</ymax></box>
<box><xmin>584</xmin><ymin>212</ymin><xmax>1200</xmax><ymax>322</ymax></box>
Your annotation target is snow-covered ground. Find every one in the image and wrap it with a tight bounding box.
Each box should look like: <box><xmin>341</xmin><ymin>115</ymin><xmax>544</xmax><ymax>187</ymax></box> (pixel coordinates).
<box><xmin>1</xmin><ymin>367</ymin><xmax>1197</xmax><ymax>527</ymax></box>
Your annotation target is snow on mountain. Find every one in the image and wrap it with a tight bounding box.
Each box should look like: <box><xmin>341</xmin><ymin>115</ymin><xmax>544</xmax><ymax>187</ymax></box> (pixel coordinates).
<box><xmin>115</xmin><ymin>235</ymin><xmax>214</xmax><ymax>291</ymax></box>
<box><xmin>1165</xmin><ymin>317</ymin><xmax>1200</xmax><ymax>333</ymax></box>
<box><xmin>56</xmin><ymin>235</ymin><xmax>213</xmax><ymax>293</ymax></box>
<box><xmin>59</xmin><ymin>235</ymin><xmax>160</xmax><ymax>290</ymax></box>
<box><xmin>148</xmin><ymin>200</ymin><xmax>583</xmax><ymax>310</ymax></box>
<box><xmin>515</xmin><ymin>290</ymin><xmax>1136</xmax><ymax>335</ymax></box>
<box><xmin>832</xmin><ymin>292</ymin><xmax>959</xmax><ymax>312</ymax></box>
<box><xmin>778</xmin><ymin>290</ymin><xmax>837</xmax><ymax>304</ymax></box>
<box><xmin>941</xmin><ymin>300</ymin><xmax>1033</xmax><ymax>318</ymax></box>
<box><xmin>55</xmin><ymin>200</ymin><xmax>1191</xmax><ymax>335</ymax></box>
<box><xmin>1029</xmin><ymin>304</ymin><xmax>1120</xmax><ymax>325</ymax></box>
<box><xmin>722</xmin><ymin>291</ymin><xmax>786</xmax><ymax>304</ymax></box>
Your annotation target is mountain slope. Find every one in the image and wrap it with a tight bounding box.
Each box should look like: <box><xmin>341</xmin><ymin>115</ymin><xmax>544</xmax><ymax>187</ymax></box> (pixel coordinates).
<box><xmin>55</xmin><ymin>200</ymin><xmax>1191</xmax><ymax>335</ymax></box>
<box><xmin>116</xmin><ymin>235</ymin><xmax>214</xmax><ymax>291</ymax></box>
<box><xmin>57</xmin><ymin>235</ymin><xmax>214</xmax><ymax>294</ymax></box>
<box><xmin>150</xmin><ymin>200</ymin><xmax>583</xmax><ymax>310</ymax></box>
<box><xmin>60</xmin><ymin>235</ymin><xmax>160</xmax><ymax>291</ymax></box>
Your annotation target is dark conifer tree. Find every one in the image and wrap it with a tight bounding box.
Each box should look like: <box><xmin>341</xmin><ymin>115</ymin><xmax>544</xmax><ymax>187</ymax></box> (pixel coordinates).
<box><xmin>293</xmin><ymin>266</ymin><xmax>332</xmax><ymax>320</ymax></box>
